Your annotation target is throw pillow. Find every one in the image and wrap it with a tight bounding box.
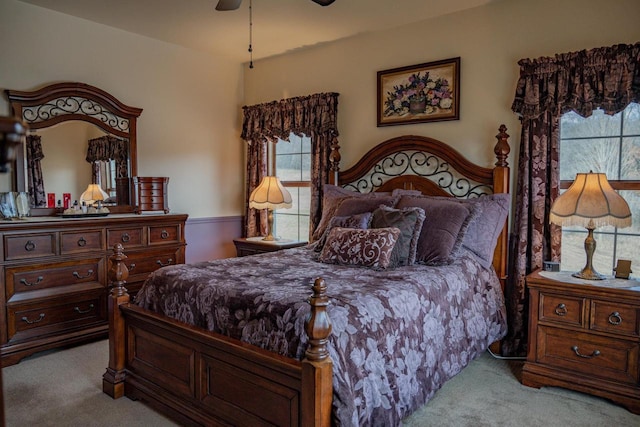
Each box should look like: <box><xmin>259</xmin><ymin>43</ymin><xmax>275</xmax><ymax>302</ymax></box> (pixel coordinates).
<box><xmin>313</xmin><ymin>211</ymin><xmax>372</xmax><ymax>252</ymax></box>
<box><xmin>396</xmin><ymin>195</ymin><xmax>474</xmax><ymax>265</ymax></box>
<box><xmin>318</xmin><ymin>227</ymin><xmax>401</xmax><ymax>269</ymax></box>
<box><xmin>370</xmin><ymin>205</ymin><xmax>425</xmax><ymax>266</ymax></box>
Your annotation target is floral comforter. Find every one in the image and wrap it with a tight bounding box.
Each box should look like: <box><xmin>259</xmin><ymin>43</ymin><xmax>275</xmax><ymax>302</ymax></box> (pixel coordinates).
<box><xmin>135</xmin><ymin>246</ymin><xmax>507</xmax><ymax>426</ymax></box>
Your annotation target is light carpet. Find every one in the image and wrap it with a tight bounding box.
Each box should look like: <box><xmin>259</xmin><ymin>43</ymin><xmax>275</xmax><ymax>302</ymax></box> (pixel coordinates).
<box><xmin>2</xmin><ymin>339</ymin><xmax>638</xmax><ymax>426</ymax></box>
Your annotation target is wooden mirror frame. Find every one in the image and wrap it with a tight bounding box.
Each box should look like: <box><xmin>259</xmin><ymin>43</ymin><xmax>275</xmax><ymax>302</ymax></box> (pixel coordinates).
<box><xmin>5</xmin><ymin>82</ymin><xmax>142</xmax><ymax>215</ymax></box>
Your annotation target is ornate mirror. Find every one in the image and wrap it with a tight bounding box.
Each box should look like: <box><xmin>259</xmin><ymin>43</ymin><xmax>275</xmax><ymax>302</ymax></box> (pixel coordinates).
<box><xmin>4</xmin><ymin>82</ymin><xmax>141</xmax><ymax>214</ymax></box>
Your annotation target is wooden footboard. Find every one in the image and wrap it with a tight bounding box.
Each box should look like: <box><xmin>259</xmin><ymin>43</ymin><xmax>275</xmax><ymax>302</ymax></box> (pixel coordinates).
<box><xmin>103</xmin><ymin>244</ymin><xmax>333</xmax><ymax>426</ymax></box>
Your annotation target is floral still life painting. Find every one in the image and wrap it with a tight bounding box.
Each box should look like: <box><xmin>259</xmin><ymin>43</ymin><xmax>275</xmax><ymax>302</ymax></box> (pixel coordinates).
<box><xmin>377</xmin><ymin>57</ymin><xmax>460</xmax><ymax>126</ymax></box>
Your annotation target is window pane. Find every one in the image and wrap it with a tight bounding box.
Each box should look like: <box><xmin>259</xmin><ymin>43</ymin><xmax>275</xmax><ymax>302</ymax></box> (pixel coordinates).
<box><xmin>298</xmin><ymin>214</ymin><xmax>310</xmax><ymax>240</ymax></box>
<box><xmin>301</xmin><ymin>154</ymin><xmax>311</xmax><ymax>181</ymax></box>
<box><xmin>298</xmin><ymin>186</ymin><xmax>310</xmax><ymax>215</ymax></box>
<box><xmin>561</xmin><ymin>109</ymin><xmax>622</xmax><ymax>138</ymax></box>
<box><xmin>615</xmin><ymin>235</ymin><xmax>640</xmax><ymax>277</ymax></box>
<box><xmin>276</xmin><ymin>154</ymin><xmax>302</xmax><ymax>181</ymax></box>
<box><xmin>619</xmin><ymin>190</ymin><xmax>640</xmax><ymax>234</ymax></box>
<box><xmin>301</xmin><ymin>135</ymin><xmax>311</xmax><ymax>154</ymax></box>
<box><xmin>274</xmin><ymin>213</ymin><xmax>298</xmax><ymax>240</ymax></box>
<box><xmin>276</xmin><ymin>139</ymin><xmax>298</xmax><ymax>154</ymax></box>
<box><xmin>623</xmin><ymin>103</ymin><xmax>640</xmax><ymax>135</ymax></box>
<box><xmin>274</xmin><ymin>186</ymin><xmax>310</xmax><ymax>240</ymax></box>
<box><xmin>621</xmin><ymin>137</ymin><xmax>640</xmax><ymax>179</ymax></box>
<box><xmin>560</xmin><ymin>230</ymin><xmax>614</xmax><ymax>274</ymax></box>
<box><xmin>559</xmin><ymin>137</ymin><xmax>620</xmax><ymax>180</ymax></box>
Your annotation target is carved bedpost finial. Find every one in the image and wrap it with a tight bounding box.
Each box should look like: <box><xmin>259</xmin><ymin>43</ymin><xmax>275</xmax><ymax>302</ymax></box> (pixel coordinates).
<box><xmin>329</xmin><ymin>134</ymin><xmax>341</xmax><ymax>185</ymax></box>
<box><xmin>305</xmin><ymin>278</ymin><xmax>332</xmax><ymax>362</ymax></box>
<box><xmin>494</xmin><ymin>124</ymin><xmax>510</xmax><ymax>167</ymax></box>
<box><xmin>109</xmin><ymin>243</ymin><xmax>129</xmax><ymax>296</ymax></box>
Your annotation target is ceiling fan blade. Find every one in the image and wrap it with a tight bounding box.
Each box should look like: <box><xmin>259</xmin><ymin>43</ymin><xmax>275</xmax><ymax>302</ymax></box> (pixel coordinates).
<box><xmin>311</xmin><ymin>0</ymin><xmax>336</xmax><ymax>5</ymax></box>
<box><xmin>215</xmin><ymin>0</ymin><xmax>242</xmax><ymax>11</ymax></box>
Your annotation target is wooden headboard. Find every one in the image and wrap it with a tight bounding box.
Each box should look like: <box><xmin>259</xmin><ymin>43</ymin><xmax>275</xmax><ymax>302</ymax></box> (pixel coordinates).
<box><xmin>329</xmin><ymin>126</ymin><xmax>511</xmax><ymax>288</ymax></box>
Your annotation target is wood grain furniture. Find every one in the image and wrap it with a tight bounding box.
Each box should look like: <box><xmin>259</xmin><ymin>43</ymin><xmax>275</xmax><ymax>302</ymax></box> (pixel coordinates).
<box><xmin>133</xmin><ymin>177</ymin><xmax>170</xmax><ymax>214</ymax></box>
<box><xmin>0</xmin><ymin>213</ymin><xmax>187</xmax><ymax>367</ymax></box>
<box><xmin>233</xmin><ymin>237</ymin><xmax>307</xmax><ymax>257</ymax></box>
<box><xmin>104</xmin><ymin>126</ymin><xmax>511</xmax><ymax>426</ymax></box>
<box><xmin>523</xmin><ymin>269</ymin><xmax>640</xmax><ymax>414</ymax></box>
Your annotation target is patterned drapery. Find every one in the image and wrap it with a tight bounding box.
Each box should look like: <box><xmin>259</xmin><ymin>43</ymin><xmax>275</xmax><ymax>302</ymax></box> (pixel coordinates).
<box><xmin>505</xmin><ymin>42</ymin><xmax>640</xmax><ymax>356</ymax></box>
<box><xmin>241</xmin><ymin>92</ymin><xmax>339</xmax><ymax>238</ymax></box>
<box><xmin>86</xmin><ymin>135</ymin><xmax>129</xmax><ymax>182</ymax></box>
<box><xmin>26</xmin><ymin>134</ymin><xmax>46</xmax><ymax>207</ymax></box>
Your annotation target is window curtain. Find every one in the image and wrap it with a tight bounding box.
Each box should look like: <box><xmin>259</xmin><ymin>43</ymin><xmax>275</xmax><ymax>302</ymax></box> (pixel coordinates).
<box><xmin>26</xmin><ymin>134</ymin><xmax>46</xmax><ymax>207</ymax></box>
<box><xmin>86</xmin><ymin>135</ymin><xmax>129</xmax><ymax>183</ymax></box>
<box><xmin>505</xmin><ymin>42</ymin><xmax>640</xmax><ymax>356</ymax></box>
<box><xmin>241</xmin><ymin>92</ymin><xmax>339</xmax><ymax>238</ymax></box>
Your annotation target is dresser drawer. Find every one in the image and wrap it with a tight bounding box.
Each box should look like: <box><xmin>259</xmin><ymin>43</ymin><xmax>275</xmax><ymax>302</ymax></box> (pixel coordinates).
<box><xmin>122</xmin><ymin>249</ymin><xmax>180</xmax><ymax>280</ymax></box>
<box><xmin>539</xmin><ymin>293</ymin><xmax>585</xmax><ymax>327</ymax></box>
<box><xmin>537</xmin><ymin>326</ymin><xmax>639</xmax><ymax>385</ymax></box>
<box><xmin>4</xmin><ymin>233</ymin><xmax>56</xmax><ymax>261</ymax></box>
<box><xmin>591</xmin><ymin>300</ymin><xmax>639</xmax><ymax>338</ymax></box>
<box><xmin>61</xmin><ymin>229</ymin><xmax>105</xmax><ymax>254</ymax></box>
<box><xmin>138</xmin><ymin>188</ymin><xmax>164</xmax><ymax>197</ymax></box>
<box><xmin>7</xmin><ymin>291</ymin><xmax>106</xmax><ymax>342</ymax></box>
<box><xmin>107</xmin><ymin>227</ymin><xmax>145</xmax><ymax>249</ymax></box>
<box><xmin>149</xmin><ymin>224</ymin><xmax>180</xmax><ymax>245</ymax></box>
<box><xmin>5</xmin><ymin>258</ymin><xmax>104</xmax><ymax>300</ymax></box>
<box><xmin>138</xmin><ymin>199</ymin><xmax>165</xmax><ymax>210</ymax></box>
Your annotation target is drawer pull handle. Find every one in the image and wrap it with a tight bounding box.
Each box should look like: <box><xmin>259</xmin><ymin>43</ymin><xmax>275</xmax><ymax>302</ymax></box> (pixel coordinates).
<box><xmin>74</xmin><ymin>304</ymin><xmax>95</xmax><ymax>314</ymax></box>
<box><xmin>571</xmin><ymin>345</ymin><xmax>600</xmax><ymax>359</ymax></box>
<box><xmin>156</xmin><ymin>258</ymin><xmax>173</xmax><ymax>267</ymax></box>
<box><xmin>121</xmin><ymin>233</ymin><xmax>131</xmax><ymax>243</ymax></box>
<box><xmin>608</xmin><ymin>311</ymin><xmax>622</xmax><ymax>325</ymax></box>
<box><xmin>128</xmin><ymin>263</ymin><xmax>136</xmax><ymax>272</ymax></box>
<box><xmin>160</xmin><ymin>230</ymin><xmax>169</xmax><ymax>239</ymax></box>
<box><xmin>554</xmin><ymin>303</ymin><xmax>567</xmax><ymax>316</ymax></box>
<box><xmin>77</xmin><ymin>237</ymin><xmax>87</xmax><ymax>247</ymax></box>
<box><xmin>24</xmin><ymin>240</ymin><xmax>36</xmax><ymax>251</ymax></box>
<box><xmin>72</xmin><ymin>269</ymin><xmax>94</xmax><ymax>279</ymax></box>
<box><xmin>20</xmin><ymin>276</ymin><xmax>44</xmax><ymax>287</ymax></box>
<box><xmin>21</xmin><ymin>313</ymin><xmax>45</xmax><ymax>324</ymax></box>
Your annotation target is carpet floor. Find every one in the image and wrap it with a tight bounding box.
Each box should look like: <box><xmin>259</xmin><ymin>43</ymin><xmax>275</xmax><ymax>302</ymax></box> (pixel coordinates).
<box><xmin>2</xmin><ymin>339</ymin><xmax>638</xmax><ymax>426</ymax></box>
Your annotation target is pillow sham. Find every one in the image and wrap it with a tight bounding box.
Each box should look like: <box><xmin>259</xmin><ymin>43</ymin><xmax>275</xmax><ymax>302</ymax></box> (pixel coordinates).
<box><xmin>460</xmin><ymin>193</ymin><xmax>510</xmax><ymax>268</ymax></box>
<box><xmin>313</xmin><ymin>212</ymin><xmax>372</xmax><ymax>252</ymax></box>
<box><xmin>333</xmin><ymin>195</ymin><xmax>399</xmax><ymax>218</ymax></box>
<box><xmin>311</xmin><ymin>184</ymin><xmax>392</xmax><ymax>242</ymax></box>
<box><xmin>396</xmin><ymin>195</ymin><xmax>474</xmax><ymax>266</ymax></box>
<box><xmin>370</xmin><ymin>205</ymin><xmax>425</xmax><ymax>266</ymax></box>
<box><xmin>318</xmin><ymin>227</ymin><xmax>400</xmax><ymax>269</ymax></box>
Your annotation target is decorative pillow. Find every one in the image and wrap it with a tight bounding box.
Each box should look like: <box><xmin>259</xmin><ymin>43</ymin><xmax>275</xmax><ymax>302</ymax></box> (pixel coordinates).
<box><xmin>396</xmin><ymin>195</ymin><xmax>474</xmax><ymax>265</ymax></box>
<box><xmin>311</xmin><ymin>184</ymin><xmax>392</xmax><ymax>242</ymax></box>
<box><xmin>313</xmin><ymin>212</ymin><xmax>372</xmax><ymax>252</ymax></box>
<box><xmin>460</xmin><ymin>194</ymin><xmax>510</xmax><ymax>268</ymax></box>
<box><xmin>333</xmin><ymin>195</ymin><xmax>399</xmax><ymax>218</ymax></box>
<box><xmin>318</xmin><ymin>227</ymin><xmax>401</xmax><ymax>269</ymax></box>
<box><xmin>370</xmin><ymin>205</ymin><xmax>425</xmax><ymax>266</ymax></box>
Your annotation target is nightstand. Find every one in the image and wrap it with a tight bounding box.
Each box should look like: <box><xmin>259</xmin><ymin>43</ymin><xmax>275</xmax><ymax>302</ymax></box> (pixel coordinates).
<box><xmin>233</xmin><ymin>237</ymin><xmax>307</xmax><ymax>257</ymax></box>
<box><xmin>523</xmin><ymin>269</ymin><xmax>640</xmax><ymax>414</ymax></box>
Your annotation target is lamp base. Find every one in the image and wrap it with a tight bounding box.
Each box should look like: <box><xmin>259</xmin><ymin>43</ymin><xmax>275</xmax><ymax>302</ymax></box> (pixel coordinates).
<box><xmin>572</xmin><ymin>269</ymin><xmax>606</xmax><ymax>280</ymax></box>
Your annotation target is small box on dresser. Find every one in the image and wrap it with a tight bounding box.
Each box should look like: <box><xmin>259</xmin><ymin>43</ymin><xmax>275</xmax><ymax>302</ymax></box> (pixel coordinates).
<box><xmin>133</xmin><ymin>177</ymin><xmax>169</xmax><ymax>214</ymax></box>
<box><xmin>523</xmin><ymin>269</ymin><xmax>640</xmax><ymax>414</ymax></box>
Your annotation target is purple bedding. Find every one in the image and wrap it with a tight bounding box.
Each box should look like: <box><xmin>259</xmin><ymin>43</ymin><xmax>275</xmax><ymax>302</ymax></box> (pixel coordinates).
<box><xmin>135</xmin><ymin>246</ymin><xmax>507</xmax><ymax>426</ymax></box>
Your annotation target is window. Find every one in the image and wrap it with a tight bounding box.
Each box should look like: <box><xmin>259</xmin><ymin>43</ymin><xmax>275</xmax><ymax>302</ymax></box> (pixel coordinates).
<box><xmin>272</xmin><ymin>133</ymin><xmax>311</xmax><ymax>240</ymax></box>
<box><xmin>559</xmin><ymin>103</ymin><xmax>640</xmax><ymax>274</ymax></box>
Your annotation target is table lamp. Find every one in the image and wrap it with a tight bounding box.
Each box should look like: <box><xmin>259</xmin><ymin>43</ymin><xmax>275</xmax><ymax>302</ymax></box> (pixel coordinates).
<box><xmin>80</xmin><ymin>183</ymin><xmax>109</xmax><ymax>206</ymax></box>
<box><xmin>249</xmin><ymin>176</ymin><xmax>292</xmax><ymax>241</ymax></box>
<box><xmin>550</xmin><ymin>172</ymin><xmax>632</xmax><ymax>280</ymax></box>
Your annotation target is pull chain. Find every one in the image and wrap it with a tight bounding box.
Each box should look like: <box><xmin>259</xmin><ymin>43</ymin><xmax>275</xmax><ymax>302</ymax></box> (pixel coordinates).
<box><xmin>248</xmin><ymin>0</ymin><xmax>253</xmax><ymax>69</ymax></box>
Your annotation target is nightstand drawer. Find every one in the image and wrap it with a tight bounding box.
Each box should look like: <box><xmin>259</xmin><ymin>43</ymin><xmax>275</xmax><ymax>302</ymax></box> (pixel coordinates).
<box><xmin>591</xmin><ymin>301</ymin><xmax>639</xmax><ymax>338</ymax></box>
<box><xmin>537</xmin><ymin>326</ymin><xmax>639</xmax><ymax>385</ymax></box>
<box><xmin>539</xmin><ymin>293</ymin><xmax>585</xmax><ymax>327</ymax></box>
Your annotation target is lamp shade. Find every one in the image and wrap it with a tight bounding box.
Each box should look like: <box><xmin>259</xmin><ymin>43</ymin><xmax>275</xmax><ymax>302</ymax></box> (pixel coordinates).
<box><xmin>80</xmin><ymin>183</ymin><xmax>109</xmax><ymax>205</ymax></box>
<box><xmin>550</xmin><ymin>172</ymin><xmax>632</xmax><ymax>229</ymax></box>
<box><xmin>249</xmin><ymin>176</ymin><xmax>292</xmax><ymax>210</ymax></box>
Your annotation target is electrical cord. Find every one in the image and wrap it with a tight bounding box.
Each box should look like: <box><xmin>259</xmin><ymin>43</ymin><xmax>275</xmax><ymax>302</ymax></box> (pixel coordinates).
<box><xmin>487</xmin><ymin>347</ymin><xmax>526</xmax><ymax>360</ymax></box>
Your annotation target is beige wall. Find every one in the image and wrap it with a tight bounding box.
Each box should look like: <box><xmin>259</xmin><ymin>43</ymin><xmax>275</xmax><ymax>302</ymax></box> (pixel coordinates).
<box><xmin>0</xmin><ymin>0</ymin><xmax>245</xmax><ymax>219</ymax></box>
<box><xmin>244</xmin><ymin>0</ymin><xmax>640</xmax><ymax>174</ymax></box>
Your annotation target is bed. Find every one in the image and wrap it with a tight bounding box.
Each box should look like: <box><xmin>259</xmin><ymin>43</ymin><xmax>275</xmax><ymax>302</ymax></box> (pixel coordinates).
<box><xmin>103</xmin><ymin>126</ymin><xmax>511</xmax><ymax>426</ymax></box>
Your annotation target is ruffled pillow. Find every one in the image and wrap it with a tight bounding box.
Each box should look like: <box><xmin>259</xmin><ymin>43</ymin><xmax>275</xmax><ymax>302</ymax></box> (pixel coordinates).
<box><xmin>318</xmin><ymin>227</ymin><xmax>400</xmax><ymax>269</ymax></box>
<box><xmin>313</xmin><ymin>212</ymin><xmax>372</xmax><ymax>252</ymax></box>
<box><xmin>370</xmin><ymin>205</ymin><xmax>425</xmax><ymax>266</ymax></box>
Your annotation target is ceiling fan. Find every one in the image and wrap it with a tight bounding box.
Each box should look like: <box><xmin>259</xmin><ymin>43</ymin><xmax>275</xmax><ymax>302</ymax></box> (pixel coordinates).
<box><xmin>215</xmin><ymin>0</ymin><xmax>335</xmax><ymax>11</ymax></box>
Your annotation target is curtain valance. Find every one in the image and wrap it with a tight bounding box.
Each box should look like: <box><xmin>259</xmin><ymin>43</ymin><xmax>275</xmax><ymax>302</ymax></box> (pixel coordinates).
<box><xmin>511</xmin><ymin>42</ymin><xmax>640</xmax><ymax>120</ymax></box>
<box><xmin>86</xmin><ymin>135</ymin><xmax>128</xmax><ymax>163</ymax></box>
<box><xmin>241</xmin><ymin>92</ymin><xmax>339</xmax><ymax>144</ymax></box>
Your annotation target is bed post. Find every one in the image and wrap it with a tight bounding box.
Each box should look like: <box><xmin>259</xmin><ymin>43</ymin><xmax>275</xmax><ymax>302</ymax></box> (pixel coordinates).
<box><xmin>329</xmin><ymin>138</ymin><xmax>341</xmax><ymax>185</ymax></box>
<box><xmin>103</xmin><ymin>243</ymin><xmax>130</xmax><ymax>399</ymax></box>
<box><xmin>302</xmin><ymin>278</ymin><xmax>333</xmax><ymax>427</ymax></box>
<box><xmin>492</xmin><ymin>124</ymin><xmax>511</xmax><ymax>289</ymax></box>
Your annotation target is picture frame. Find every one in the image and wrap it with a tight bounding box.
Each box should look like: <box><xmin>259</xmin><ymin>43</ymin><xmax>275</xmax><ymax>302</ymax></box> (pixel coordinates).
<box><xmin>377</xmin><ymin>57</ymin><xmax>460</xmax><ymax>127</ymax></box>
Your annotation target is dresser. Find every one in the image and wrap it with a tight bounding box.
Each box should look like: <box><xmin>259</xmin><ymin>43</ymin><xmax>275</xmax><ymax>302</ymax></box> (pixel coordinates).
<box><xmin>523</xmin><ymin>269</ymin><xmax>640</xmax><ymax>414</ymax></box>
<box><xmin>0</xmin><ymin>213</ymin><xmax>187</xmax><ymax>366</ymax></box>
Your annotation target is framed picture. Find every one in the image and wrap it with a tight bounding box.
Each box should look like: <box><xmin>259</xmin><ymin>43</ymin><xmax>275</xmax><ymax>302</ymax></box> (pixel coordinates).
<box><xmin>377</xmin><ymin>57</ymin><xmax>460</xmax><ymax>127</ymax></box>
